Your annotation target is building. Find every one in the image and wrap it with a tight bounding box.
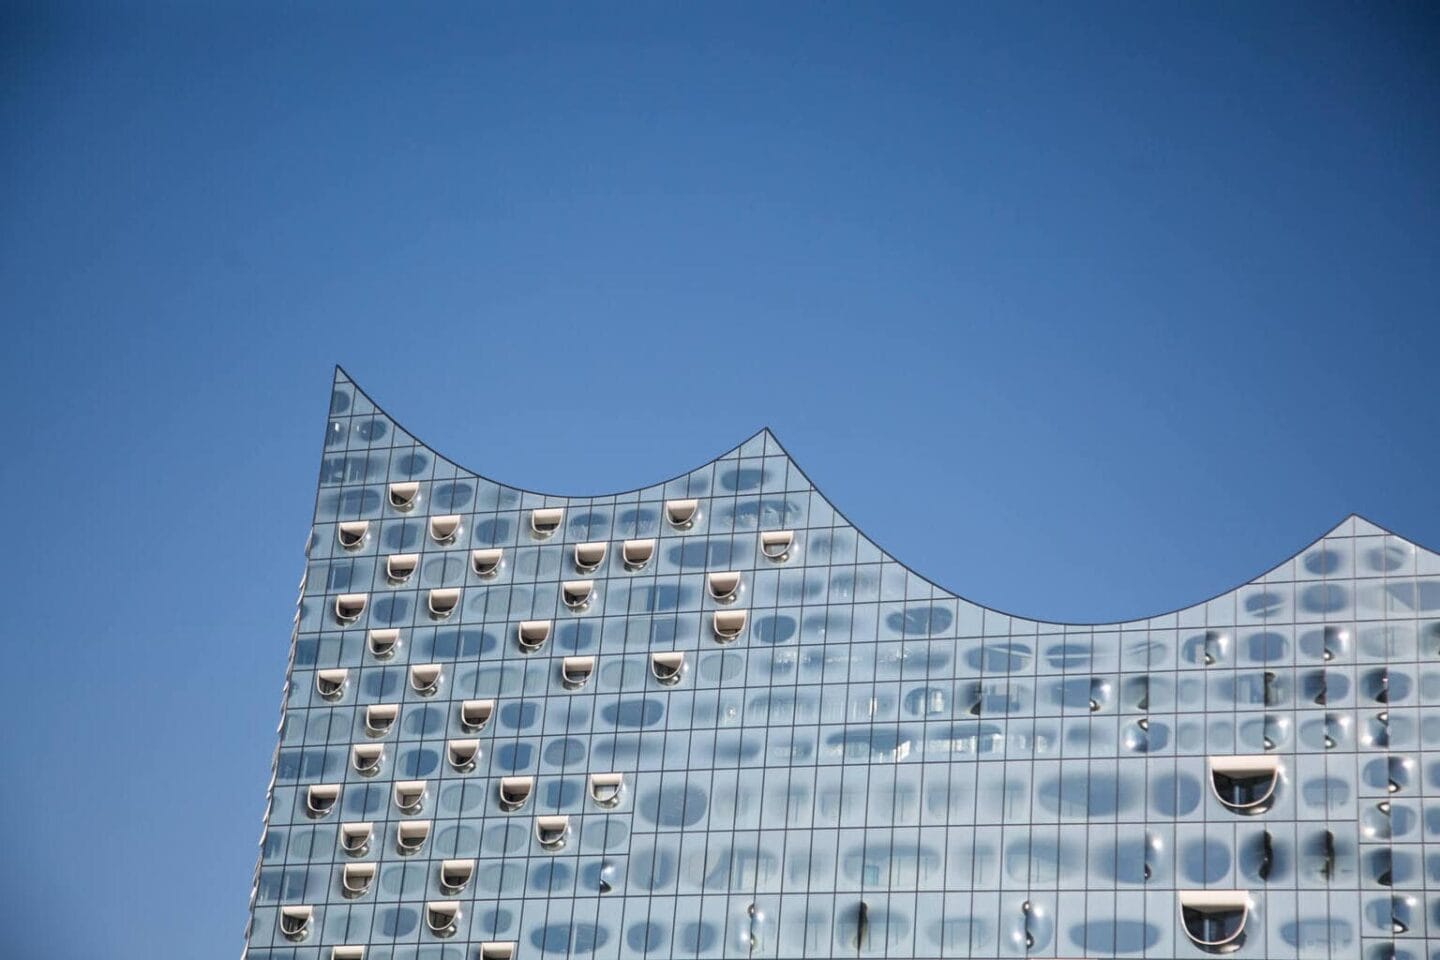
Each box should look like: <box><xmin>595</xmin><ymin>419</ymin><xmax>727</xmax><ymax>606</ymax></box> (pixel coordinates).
<box><xmin>245</xmin><ymin>367</ymin><xmax>1438</xmax><ymax>959</ymax></box>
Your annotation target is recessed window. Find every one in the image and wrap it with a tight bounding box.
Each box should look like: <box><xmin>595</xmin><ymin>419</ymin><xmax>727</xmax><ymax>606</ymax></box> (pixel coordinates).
<box><xmin>588</xmin><ymin>773</ymin><xmax>624</xmax><ymax>807</ymax></box>
<box><xmin>460</xmin><ymin>699</ymin><xmax>494</xmax><ymax>730</ymax></box>
<box><xmin>337</xmin><ymin>521</ymin><xmax>369</xmax><ymax>550</ymax></box>
<box><xmin>341</xmin><ymin>862</ymin><xmax>375</xmax><ymax>898</ymax></box>
<box><xmin>351</xmin><ymin>743</ymin><xmax>383</xmax><ymax>775</ymax></box>
<box><xmin>517</xmin><ymin>620</ymin><xmax>552</xmax><ymax>652</ymax></box>
<box><xmin>760</xmin><ymin>530</ymin><xmax>793</xmax><ymax>561</ymax></box>
<box><xmin>367</xmin><ymin>629</ymin><xmax>400</xmax><ymax>659</ymax></box>
<box><xmin>395</xmin><ymin>820</ymin><xmax>430</xmax><ymax>854</ymax></box>
<box><xmin>393</xmin><ymin>780</ymin><xmax>427</xmax><ymax>814</ymax></box>
<box><xmin>471</xmin><ymin>548</ymin><xmax>503</xmax><ymax>577</ymax></box>
<box><xmin>388</xmin><ymin>482</ymin><xmax>419</xmax><ymax>511</ymax></box>
<box><xmin>562</xmin><ymin>580</ymin><xmax>595</xmax><ymax>611</ymax></box>
<box><xmin>534</xmin><ymin>815</ymin><xmax>570</xmax><ymax>850</ymax></box>
<box><xmin>1323</xmin><ymin>625</ymin><xmax>1350</xmax><ymax>661</ymax></box>
<box><xmin>439</xmin><ymin>859</ymin><xmax>475</xmax><ymax>894</ymax></box>
<box><xmin>531</xmin><ymin>508</ymin><xmax>564</xmax><ymax>538</ymax></box>
<box><xmin>707</xmin><ymin>572</ymin><xmax>741</xmax><ymax>603</ymax></box>
<box><xmin>386</xmin><ymin>553</ymin><xmax>418</xmax><ymax>584</ymax></box>
<box><xmin>1386</xmin><ymin>755</ymin><xmax>1412</xmax><ymax>793</ymax></box>
<box><xmin>279</xmin><ymin>905</ymin><xmax>313</xmax><ymax>941</ymax></box>
<box><xmin>306</xmin><ymin>784</ymin><xmax>340</xmax><ymax>818</ymax></box>
<box><xmin>334</xmin><ymin>593</ymin><xmax>368</xmax><ymax>624</ymax></box>
<box><xmin>427</xmin><ymin>588</ymin><xmax>460</xmax><ymax>619</ymax></box>
<box><xmin>665</xmin><ymin>499</ymin><xmax>699</xmax><ymax>529</ymax></box>
<box><xmin>1087</xmin><ymin>677</ymin><xmax>1111</xmax><ymax>712</ymax></box>
<box><xmin>1178</xmin><ymin>890</ymin><xmax>1249</xmax><ymax>953</ymax></box>
<box><xmin>574</xmin><ymin>542</ymin><xmax>607</xmax><ymax>572</ymax></box>
<box><xmin>315</xmin><ymin>669</ymin><xmax>348</xmax><ymax>701</ymax></box>
<box><xmin>429</xmin><ymin>515</ymin><xmax>461</xmax><ymax>544</ymax></box>
<box><xmin>712</xmin><ymin>609</ymin><xmax>748</xmax><ymax>643</ymax></box>
<box><xmin>651</xmin><ymin>651</ymin><xmax>686</xmax><ymax>686</ymax></box>
<box><xmin>410</xmin><ymin>663</ymin><xmax>442</xmax><ymax>695</ymax></box>
<box><xmin>365</xmin><ymin>704</ymin><xmax>398</xmax><ymax>737</ymax></box>
<box><xmin>1372</xmin><ymin>667</ymin><xmax>1392</xmax><ymax>704</ymax></box>
<box><xmin>479</xmin><ymin>944</ymin><xmax>516</xmax><ymax>960</ymax></box>
<box><xmin>622</xmin><ymin>539</ymin><xmax>654</xmax><ymax>570</ymax></box>
<box><xmin>425</xmin><ymin>900</ymin><xmax>461</xmax><ymax>937</ymax></box>
<box><xmin>1209</xmin><ymin>756</ymin><xmax>1281</xmax><ymax>814</ymax></box>
<box><xmin>1385</xmin><ymin>892</ymin><xmax>1415</xmax><ymax>934</ymax></box>
<box><xmin>561</xmin><ymin>656</ymin><xmax>595</xmax><ymax>690</ymax></box>
<box><xmin>447</xmin><ymin>738</ymin><xmax>479</xmax><ymax>771</ymax></box>
<box><xmin>1203</xmin><ymin>630</ymin><xmax>1228</xmax><ymax>666</ymax></box>
<box><xmin>1372</xmin><ymin>846</ymin><xmax>1394</xmax><ymax>886</ymax></box>
<box><xmin>332</xmin><ymin>947</ymin><xmax>365</xmax><ymax>960</ymax></box>
<box><xmin>340</xmin><ymin>822</ymin><xmax>372</xmax><ymax>856</ymax></box>
<box><xmin>498</xmin><ymin>776</ymin><xmax>533</xmax><ymax>812</ymax></box>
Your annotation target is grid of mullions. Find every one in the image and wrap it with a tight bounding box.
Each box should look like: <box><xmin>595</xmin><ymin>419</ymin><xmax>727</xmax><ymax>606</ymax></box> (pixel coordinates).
<box><xmin>245</xmin><ymin>370</ymin><xmax>1440</xmax><ymax>960</ymax></box>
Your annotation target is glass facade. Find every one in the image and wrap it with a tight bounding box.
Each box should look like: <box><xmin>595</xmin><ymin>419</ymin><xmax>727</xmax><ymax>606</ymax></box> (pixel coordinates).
<box><xmin>245</xmin><ymin>368</ymin><xmax>1440</xmax><ymax>959</ymax></box>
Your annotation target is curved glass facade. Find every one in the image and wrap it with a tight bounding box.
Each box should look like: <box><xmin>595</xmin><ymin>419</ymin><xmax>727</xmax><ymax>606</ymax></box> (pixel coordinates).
<box><xmin>245</xmin><ymin>368</ymin><xmax>1440</xmax><ymax>959</ymax></box>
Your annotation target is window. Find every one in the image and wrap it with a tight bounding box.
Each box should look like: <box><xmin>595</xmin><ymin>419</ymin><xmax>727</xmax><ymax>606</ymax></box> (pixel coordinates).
<box><xmin>427</xmin><ymin>588</ymin><xmax>460</xmax><ymax>619</ymax></box>
<box><xmin>334</xmin><ymin>593</ymin><xmax>368</xmax><ymax>624</ymax></box>
<box><xmin>1087</xmin><ymin>677</ymin><xmax>1111</xmax><ymax>712</ymax></box>
<box><xmin>665</xmin><ymin>499</ymin><xmax>699</xmax><ymax>529</ymax></box>
<box><xmin>1323</xmin><ymin>624</ymin><xmax>1349</xmax><ymax>661</ymax></box>
<box><xmin>707</xmin><ymin>572</ymin><xmax>741</xmax><ymax>603</ymax></box>
<box><xmin>429</xmin><ymin>514</ymin><xmax>461</xmax><ymax>544</ymax></box>
<box><xmin>651</xmin><ymin>651</ymin><xmax>686</xmax><ymax>686</ymax></box>
<box><xmin>712</xmin><ymin>610</ymin><xmax>748</xmax><ymax>643</ymax></box>
<box><xmin>562</xmin><ymin>580</ymin><xmax>595</xmax><ymax>611</ymax></box>
<box><xmin>315</xmin><ymin>669</ymin><xmax>348</xmax><ymax>701</ymax></box>
<box><xmin>332</xmin><ymin>947</ymin><xmax>365</xmax><ymax>960</ymax></box>
<box><xmin>517</xmin><ymin>620</ymin><xmax>552</xmax><ymax>652</ymax></box>
<box><xmin>562</xmin><ymin>656</ymin><xmax>595</xmax><ymax>690</ymax></box>
<box><xmin>365</xmin><ymin>704</ymin><xmax>398</xmax><ymax>737</ymax></box>
<box><xmin>440</xmin><ymin>859</ymin><xmax>474</xmax><ymax>894</ymax></box>
<box><xmin>588</xmin><ymin>773</ymin><xmax>624</xmax><ymax>808</ymax></box>
<box><xmin>337</xmin><ymin>521</ymin><xmax>369</xmax><ymax>550</ymax></box>
<box><xmin>499</xmin><ymin>776</ymin><xmax>534</xmax><ymax>811</ymax></box>
<box><xmin>410</xmin><ymin>663</ymin><xmax>442</xmax><ymax>695</ymax></box>
<box><xmin>279</xmin><ymin>905</ymin><xmax>313</xmax><ymax>941</ymax></box>
<box><xmin>1178</xmin><ymin>890</ymin><xmax>1249</xmax><ymax>952</ymax></box>
<box><xmin>388</xmin><ymin>482</ymin><xmax>419</xmax><ymax>511</ymax></box>
<box><xmin>386</xmin><ymin>553</ymin><xmax>418</xmax><ymax>584</ymax></box>
<box><xmin>340</xmin><ymin>822</ymin><xmax>372</xmax><ymax>856</ymax></box>
<box><xmin>425</xmin><ymin>901</ymin><xmax>461</xmax><ymax>937</ymax></box>
<box><xmin>760</xmin><ymin>530</ymin><xmax>793</xmax><ymax>561</ymax></box>
<box><xmin>396</xmin><ymin>820</ymin><xmax>431</xmax><ymax>854</ymax></box>
<box><xmin>447</xmin><ymin>739</ymin><xmax>479</xmax><ymax>771</ymax></box>
<box><xmin>341</xmin><ymin>862</ymin><xmax>375</xmax><ymax>898</ymax></box>
<box><xmin>471</xmin><ymin>548</ymin><xmax>503</xmax><ymax>577</ymax></box>
<box><xmin>531</xmin><ymin>508</ymin><xmax>564</xmax><ymax>538</ymax></box>
<box><xmin>351</xmin><ymin>743</ymin><xmax>383</xmax><ymax>775</ymax></box>
<box><xmin>479</xmin><ymin>944</ymin><xmax>516</xmax><ymax>960</ymax></box>
<box><xmin>1386</xmin><ymin>755</ymin><xmax>1412</xmax><ymax>793</ymax></box>
<box><xmin>1209</xmin><ymin>756</ymin><xmax>1280</xmax><ymax>814</ymax></box>
<box><xmin>1371</xmin><ymin>667</ymin><xmax>1392</xmax><ymax>704</ymax></box>
<box><xmin>574</xmin><ymin>541</ymin><xmax>607</xmax><ymax>572</ymax></box>
<box><xmin>460</xmin><ymin>699</ymin><xmax>494</xmax><ymax>730</ymax></box>
<box><xmin>306</xmin><ymin>784</ymin><xmax>340</xmax><ymax>818</ymax></box>
<box><xmin>534</xmin><ymin>815</ymin><xmax>570</xmax><ymax>850</ymax></box>
<box><xmin>622</xmin><ymin>539</ymin><xmax>654</xmax><ymax>570</ymax></box>
<box><xmin>393</xmin><ymin>780</ymin><xmax>427</xmax><ymax>814</ymax></box>
<box><xmin>1203</xmin><ymin>630</ymin><xmax>1228</xmax><ymax>666</ymax></box>
<box><xmin>367</xmin><ymin>629</ymin><xmax>400</xmax><ymax>659</ymax></box>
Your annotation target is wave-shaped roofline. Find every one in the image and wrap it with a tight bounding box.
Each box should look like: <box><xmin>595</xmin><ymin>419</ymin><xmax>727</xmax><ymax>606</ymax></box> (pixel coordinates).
<box><xmin>332</xmin><ymin>364</ymin><xmax>1414</xmax><ymax>627</ymax></box>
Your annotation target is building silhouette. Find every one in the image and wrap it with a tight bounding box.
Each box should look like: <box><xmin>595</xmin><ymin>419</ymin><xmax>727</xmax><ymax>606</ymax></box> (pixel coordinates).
<box><xmin>246</xmin><ymin>367</ymin><xmax>1435</xmax><ymax>959</ymax></box>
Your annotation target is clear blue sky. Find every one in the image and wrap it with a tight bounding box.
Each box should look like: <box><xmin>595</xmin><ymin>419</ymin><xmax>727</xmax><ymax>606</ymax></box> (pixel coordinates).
<box><xmin>2</xmin><ymin>3</ymin><xmax>1437</xmax><ymax>956</ymax></box>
